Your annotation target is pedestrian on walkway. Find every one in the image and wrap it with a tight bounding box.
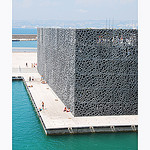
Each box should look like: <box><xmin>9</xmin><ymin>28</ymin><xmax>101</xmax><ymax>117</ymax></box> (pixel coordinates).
<box><xmin>67</xmin><ymin>108</ymin><xmax>70</xmax><ymax>112</ymax></box>
<box><xmin>64</xmin><ymin>107</ymin><xmax>67</xmax><ymax>112</ymax></box>
<box><xmin>42</xmin><ymin>101</ymin><xmax>44</xmax><ymax>110</ymax></box>
<box><xmin>41</xmin><ymin>75</ymin><xmax>43</xmax><ymax>81</ymax></box>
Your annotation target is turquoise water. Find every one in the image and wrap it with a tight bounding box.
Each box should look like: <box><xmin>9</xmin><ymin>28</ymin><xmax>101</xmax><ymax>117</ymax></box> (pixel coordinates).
<box><xmin>12</xmin><ymin>80</ymin><xmax>138</xmax><ymax>150</ymax></box>
<box><xmin>12</xmin><ymin>40</ymin><xmax>37</xmax><ymax>48</ymax></box>
<box><xmin>12</xmin><ymin>28</ymin><xmax>37</xmax><ymax>34</ymax></box>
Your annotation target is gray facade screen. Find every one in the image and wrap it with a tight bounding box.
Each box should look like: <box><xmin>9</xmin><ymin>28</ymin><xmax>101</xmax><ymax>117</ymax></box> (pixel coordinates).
<box><xmin>37</xmin><ymin>28</ymin><xmax>138</xmax><ymax>117</ymax></box>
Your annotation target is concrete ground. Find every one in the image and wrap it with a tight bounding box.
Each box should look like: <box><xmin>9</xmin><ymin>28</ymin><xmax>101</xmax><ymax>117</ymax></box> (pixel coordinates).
<box><xmin>12</xmin><ymin>52</ymin><xmax>37</xmax><ymax>68</ymax></box>
<box><xmin>12</xmin><ymin>52</ymin><xmax>138</xmax><ymax>131</ymax></box>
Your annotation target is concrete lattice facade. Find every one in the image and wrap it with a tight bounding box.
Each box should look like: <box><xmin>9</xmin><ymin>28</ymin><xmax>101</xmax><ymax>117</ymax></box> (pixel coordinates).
<box><xmin>37</xmin><ymin>28</ymin><xmax>138</xmax><ymax>117</ymax></box>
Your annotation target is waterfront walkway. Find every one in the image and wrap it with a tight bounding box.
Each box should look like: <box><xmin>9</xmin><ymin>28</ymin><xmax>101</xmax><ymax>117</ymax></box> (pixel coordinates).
<box><xmin>12</xmin><ymin>52</ymin><xmax>138</xmax><ymax>135</ymax></box>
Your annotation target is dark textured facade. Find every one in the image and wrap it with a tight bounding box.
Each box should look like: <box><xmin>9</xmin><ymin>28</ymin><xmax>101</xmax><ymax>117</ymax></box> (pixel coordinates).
<box><xmin>37</xmin><ymin>28</ymin><xmax>138</xmax><ymax>117</ymax></box>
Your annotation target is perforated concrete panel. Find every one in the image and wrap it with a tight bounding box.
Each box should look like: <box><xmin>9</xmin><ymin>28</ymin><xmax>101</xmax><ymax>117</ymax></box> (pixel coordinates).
<box><xmin>37</xmin><ymin>28</ymin><xmax>138</xmax><ymax>117</ymax></box>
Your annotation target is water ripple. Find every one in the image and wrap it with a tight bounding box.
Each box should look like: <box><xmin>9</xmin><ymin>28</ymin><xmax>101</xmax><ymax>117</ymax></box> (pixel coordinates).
<box><xmin>12</xmin><ymin>81</ymin><xmax>137</xmax><ymax>150</ymax></box>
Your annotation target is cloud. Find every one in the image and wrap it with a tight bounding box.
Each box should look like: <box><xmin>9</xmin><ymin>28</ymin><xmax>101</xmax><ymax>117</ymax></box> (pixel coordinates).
<box><xmin>78</xmin><ymin>9</ymin><xmax>88</xmax><ymax>13</ymax></box>
<box><xmin>75</xmin><ymin>0</ymin><xmax>101</xmax><ymax>5</ymax></box>
<box><xmin>13</xmin><ymin>0</ymin><xmax>137</xmax><ymax>21</ymax></box>
<box><xmin>39</xmin><ymin>0</ymin><xmax>60</xmax><ymax>7</ymax></box>
<box><xmin>75</xmin><ymin>0</ymin><xmax>136</xmax><ymax>5</ymax></box>
<box><xmin>22</xmin><ymin>0</ymin><xmax>33</xmax><ymax>8</ymax></box>
<box><xmin>119</xmin><ymin>0</ymin><xmax>136</xmax><ymax>4</ymax></box>
<box><xmin>13</xmin><ymin>0</ymin><xmax>61</xmax><ymax>9</ymax></box>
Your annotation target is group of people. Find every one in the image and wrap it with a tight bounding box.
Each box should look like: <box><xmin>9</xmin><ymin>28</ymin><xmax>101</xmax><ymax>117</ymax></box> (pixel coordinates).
<box><xmin>41</xmin><ymin>75</ymin><xmax>47</xmax><ymax>84</ymax></box>
<box><xmin>39</xmin><ymin>101</ymin><xmax>44</xmax><ymax>111</ymax></box>
<box><xmin>63</xmin><ymin>107</ymin><xmax>70</xmax><ymax>112</ymax></box>
<box><xmin>39</xmin><ymin>102</ymin><xmax>71</xmax><ymax>113</ymax></box>
<box><xmin>28</xmin><ymin>85</ymin><xmax>33</xmax><ymax>87</ymax></box>
<box><xmin>29</xmin><ymin>76</ymin><xmax>34</xmax><ymax>81</ymax></box>
<box><xmin>25</xmin><ymin>62</ymin><xmax>37</xmax><ymax>68</ymax></box>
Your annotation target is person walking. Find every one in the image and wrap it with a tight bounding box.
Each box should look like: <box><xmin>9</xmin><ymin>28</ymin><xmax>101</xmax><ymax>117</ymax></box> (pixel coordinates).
<box><xmin>41</xmin><ymin>75</ymin><xmax>43</xmax><ymax>81</ymax></box>
<box><xmin>42</xmin><ymin>101</ymin><xmax>44</xmax><ymax>110</ymax></box>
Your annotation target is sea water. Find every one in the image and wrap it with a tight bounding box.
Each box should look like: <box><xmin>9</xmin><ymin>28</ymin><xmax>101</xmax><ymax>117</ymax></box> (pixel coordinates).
<box><xmin>12</xmin><ymin>40</ymin><xmax>37</xmax><ymax>48</ymax></box>
<box><xmin>12</xmin><ymin>28</ymin><xmax>37</xmax><ymax>48</ymax></box>
<box><xmin>12</xmin><ymin>28</ymin><xmax>37</xmax><ymax>34</ymax></box>
<box><xmin>12</xmin><ymin>81</ymin><xmax>138</xmax><ymax>150</ymax></box>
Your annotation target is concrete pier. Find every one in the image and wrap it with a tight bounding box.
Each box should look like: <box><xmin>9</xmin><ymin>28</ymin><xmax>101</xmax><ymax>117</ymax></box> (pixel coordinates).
<box><xmin>12</xmin><ymin>34</ymin><xmax>37</xmax><ymax>41</ymax></box>
<box><xmin>12</xmin><ymin>52</ymin><xmax>138</xmax><ymax>135</ymax></box>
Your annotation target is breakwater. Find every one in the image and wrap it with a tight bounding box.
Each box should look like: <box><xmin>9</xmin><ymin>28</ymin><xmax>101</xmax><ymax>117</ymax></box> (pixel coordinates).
<box><xmin>12</xmin><ymin>34</ymin><xmax>37</xmax><ymax>41</ymax></box>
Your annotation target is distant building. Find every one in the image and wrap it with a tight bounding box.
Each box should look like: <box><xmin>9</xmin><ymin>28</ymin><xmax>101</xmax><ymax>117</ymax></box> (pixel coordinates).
<box><xmin>37</xmin><ymin>28</ymin><xmax>138</xmax><ymax>117</ymax></box>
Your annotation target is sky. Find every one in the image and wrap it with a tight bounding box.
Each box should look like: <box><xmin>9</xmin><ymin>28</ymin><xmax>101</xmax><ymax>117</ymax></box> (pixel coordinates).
<box><xmin>12</xmin><ymin>0</ymin><xmax>138</xmax><ymax>21</ymax></box>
